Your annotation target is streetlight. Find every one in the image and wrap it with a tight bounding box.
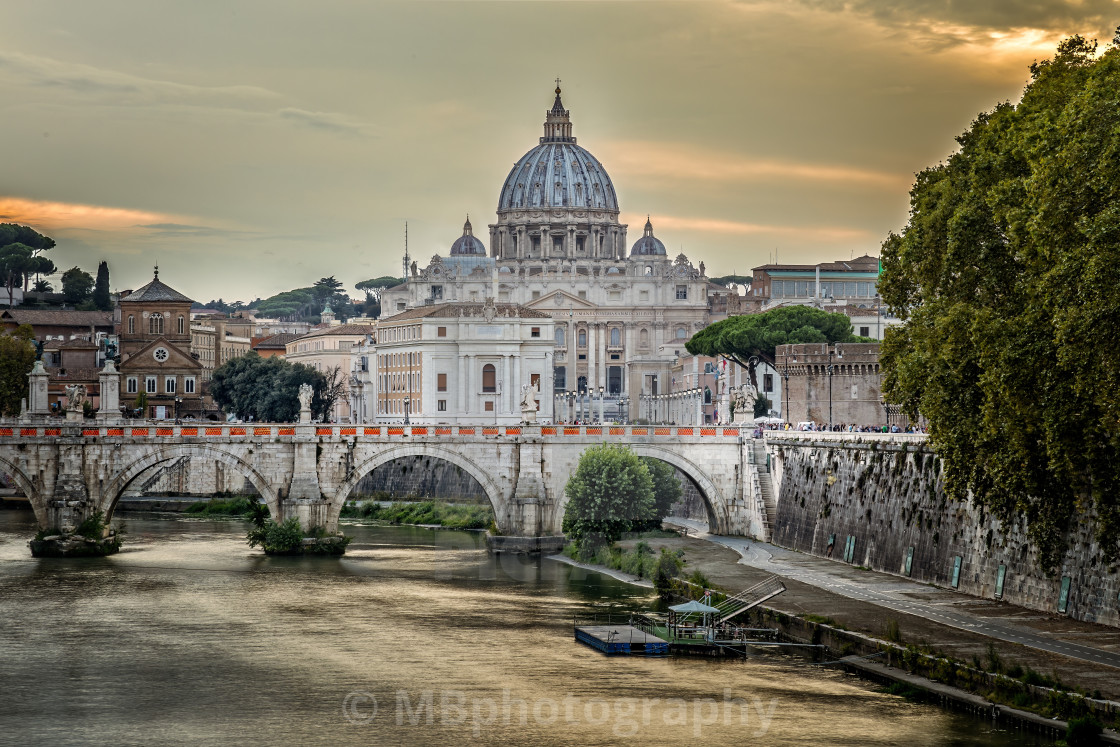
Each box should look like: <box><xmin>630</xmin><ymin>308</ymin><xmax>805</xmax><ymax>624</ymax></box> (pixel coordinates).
<box><xmin>597</xmin><ymin>385</ymin><xmax>605</xmax><ymax>423</ymax></box>
<box><xmin>174</xmin><ymin>396</ymin><xmax>182</xmax><ymax>423</ymax></box>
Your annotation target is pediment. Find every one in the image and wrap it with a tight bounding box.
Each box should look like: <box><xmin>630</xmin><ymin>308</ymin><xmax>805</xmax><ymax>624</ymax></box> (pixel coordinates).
<box><xmin>528</xmin><ymin>289</ymin><xmax>597</xmax><ymax>309</ymax></box>
<box><xmin>120</xmin><ymin>337</ymin><xmax>202</xmax><ymax>371</ymax></box>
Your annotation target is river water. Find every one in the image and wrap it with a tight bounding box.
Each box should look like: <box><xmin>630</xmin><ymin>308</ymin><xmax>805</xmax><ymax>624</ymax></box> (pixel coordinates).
<box><xmin>0</xmin><ymin>510</ymin><xmax>1046</xmax><ymax>746</ymax></box>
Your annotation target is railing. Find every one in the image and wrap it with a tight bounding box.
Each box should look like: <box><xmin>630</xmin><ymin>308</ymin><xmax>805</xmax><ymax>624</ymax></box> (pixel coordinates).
<box><xmin>714</xmin><ymin>575</ymin><xmax>786</xmax><ymax>623</ymax></box>
<box><xmin>766</xmin><ymin>430</ymin><xmax>928</xmax><ymax>444</ymax></box>
<box><xmin>0</xmin><ymin>423</ymin><xmax>745</xmax><ymax>440</ymax></box>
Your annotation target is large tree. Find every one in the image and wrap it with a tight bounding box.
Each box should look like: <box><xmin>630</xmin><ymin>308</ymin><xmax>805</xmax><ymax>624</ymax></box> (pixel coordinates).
<box><xmin>686</xmin><ymin>305</ymin><xmax>867</xmax><ymax>385</ymax></box>
<box><xmin>0</xmin><ymin>223</ymin><xmax>55</xmax><ymax>294</ymax></box>
<box><xmin>61</xmin><ymin>267</ymin><xmax>95</xmax><ymax>306</ymax></box>
<box><xmin>878</xmin><ymin>35</ymin><xmax>1120</xmax><ymax>572</ymax></box>
<box><xmin>562</xmin><ymin>444</ymin><xmax>655</xmax><ymax>553</ymax></box>
<box><xmin>355</xmin><ymin>275</ymin><xmax>403</xmax><ymax>318</ymax></box>
<box><xmin>93</xmin><ymin>261</ymin><xmax>111</xmax><ymax>311</ymax></box>
<box><xmin>639</xmin><ymin>457</ymin><xmax>683</xmax><ymax>531</ymax></box>
<box><xmin>209</xmin><ymin>353</ymin><xmax>334</xmax><ymax>422</ymax></box>
<box><xmin>0</xmin><ymin>325</ymin><xmax>36</xmax><ymax>416</ymax></box>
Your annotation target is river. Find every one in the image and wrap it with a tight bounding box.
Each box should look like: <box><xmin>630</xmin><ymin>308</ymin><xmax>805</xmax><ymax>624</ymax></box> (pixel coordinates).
<box><xmin>0</xmin><ymin>510</ymin><xmax>1047</xmax><ymax>745</ymax></box>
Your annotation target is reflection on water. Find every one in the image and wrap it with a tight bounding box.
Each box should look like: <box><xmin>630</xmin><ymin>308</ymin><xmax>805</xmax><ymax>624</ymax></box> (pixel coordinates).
<box><xmin>0</xmin><ymin>511</ymin><xmax>1047</xmax><ymax>745</ymax></box>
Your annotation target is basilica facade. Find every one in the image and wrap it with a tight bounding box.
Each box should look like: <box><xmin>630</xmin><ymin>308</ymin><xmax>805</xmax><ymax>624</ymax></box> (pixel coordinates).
<box><xmin>380</xmin><ymin>86</ymin><xmax>740</xmax><ymax>421</ymax></box>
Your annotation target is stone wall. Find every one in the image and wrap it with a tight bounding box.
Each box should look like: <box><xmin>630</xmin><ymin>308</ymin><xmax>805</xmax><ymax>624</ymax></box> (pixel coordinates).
<box><xmin>351</xmin><ymin>455</ymin><xmax>489</xmax><ymax>503</ymax></box>
<box><xmin>121</xmin><ymin>458</ymin><xmax>257</xmax><ymax>498</ymax></box>
<box><xmin>766</xmin><ymin>436</ymin><xmax>1119</xmax><ymax>627</ymax></box>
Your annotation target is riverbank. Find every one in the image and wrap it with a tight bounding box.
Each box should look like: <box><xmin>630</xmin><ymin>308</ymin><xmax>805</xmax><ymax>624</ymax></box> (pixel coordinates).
<box><xmin>548</xmin><ymin>533</ymin><xmax>1120</xmax><ymax>743</ymax></box>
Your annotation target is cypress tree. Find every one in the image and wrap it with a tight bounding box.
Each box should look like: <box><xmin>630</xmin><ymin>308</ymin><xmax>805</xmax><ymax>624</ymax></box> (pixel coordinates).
<box><xmin>93</xmin><ymin>261</ymin><xmax>111</xmax><ymax>311</ymax></box>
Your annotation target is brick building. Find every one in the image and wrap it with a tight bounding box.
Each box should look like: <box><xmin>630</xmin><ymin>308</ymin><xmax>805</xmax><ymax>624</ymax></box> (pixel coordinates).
<box><xmin>775</xmin><ymin>342</ymin><xmax>886</xmax><ymax>427</ymax></box>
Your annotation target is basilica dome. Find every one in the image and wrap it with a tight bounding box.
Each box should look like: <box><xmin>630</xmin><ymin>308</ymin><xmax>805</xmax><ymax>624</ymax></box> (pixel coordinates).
<box><xmin>496</xmin><ymin>87</ymin><xmax>619</xmax><ymax>214</ymax></box>
<box><xmin>630</xmin><ymin>218</ymin><xmax>666</xmax><ymax>256</ymax></box>
<box><xmin>450</xmin><ymin>216</ymin><xmax>486</xmax><ymax>256</ymax></box>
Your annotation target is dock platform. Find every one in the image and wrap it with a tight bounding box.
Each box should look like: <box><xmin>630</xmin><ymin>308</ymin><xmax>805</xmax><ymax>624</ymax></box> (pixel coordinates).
<box><xmin>575</xmin><ymin>625</ymin><xmax>669</xmax><ymax>656</ymax></box>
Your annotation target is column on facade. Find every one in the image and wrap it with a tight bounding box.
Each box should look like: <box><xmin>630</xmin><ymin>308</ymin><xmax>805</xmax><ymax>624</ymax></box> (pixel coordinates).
<box><xmin>586</xmin><ymin>323</ymin><xmax>596</xmax><ymax>394</ymax></box>
<box><xmin>597</xmin><ymin>322</ymin><xmax>607</xmax><ymax>391</ymax></box>
<box><xmin>512</xmin><ymin>352</ymin><xmax>521</xmax><ymax>416</ymax></box>
<box><xmin>463</xmin><ymin>354</ymin><xmax>472</xmax><ymax>420</ymax></box>
<box><xmin>543</xmin><ymin>352</ymin><xmax>554</xmax><ymax>421</ymax></box>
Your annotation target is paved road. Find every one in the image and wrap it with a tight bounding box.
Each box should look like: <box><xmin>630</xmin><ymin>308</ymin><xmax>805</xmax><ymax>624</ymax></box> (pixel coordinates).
<box><xmin>665</xmin><ymin>517</ymin><xmax>1120</xmax><ymax>671</ymax></box>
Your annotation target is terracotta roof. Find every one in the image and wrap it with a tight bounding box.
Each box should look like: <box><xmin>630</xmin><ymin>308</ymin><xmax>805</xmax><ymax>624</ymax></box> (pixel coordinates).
<box><xmin>380</xmin><ymin>302</ymin><xmax>550</xmax><ymax>322</ymax></box>
<box><xmin>752</xmin><ymin>255</ymin><xmax>879</xmax><ymax>273</ymax></box>
<box><xmin>296</xmin><ymin>324</ymin><xmax>377</xmax><ymax>339</ymax></box>
<box><xmin>49</xmin><ymin>338</ymin><xmax>100</xmax><ymax>349</ymax></box>
<box><xmin>120</xmin><ymin>275</ymin><xmax>194</xmax><ymax>304</ymax></box>
<box><xmin>253</xmin><ymin>333</ymin><xmax>302</xmax><ymax>349</ymax></box>
<box><xmin>1</xmin><ymin>309</ymin><xmax>114</xmax><ymax>327</ymax></box>
<box><xmin>46</xmin><ymin>367</ymin><xmax>101</xmax><ymax>381</ymax></box>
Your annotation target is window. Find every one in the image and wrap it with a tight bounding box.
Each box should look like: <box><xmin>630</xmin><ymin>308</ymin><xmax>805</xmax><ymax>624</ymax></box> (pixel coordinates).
<box><xmin>555</xmin><ymin>328</ymin><xmax>565</xmax><ymax>347</ymax></box>
<box><xmin>166</xmin><ymin>377</ymin><xmax>176</xmax><ymax>394</ymax></box>
<box><xmin>437</xmin><ymin>326</ymin><xmax>447</xmax><ymax>338</ymax></box>
<box><xmin>531</xmin><ymin>327</ymin><xmax>540</xmax><ymax>338</ymax></box>
<box><xmin>639</xmin><ymin>290</ymin><xmax>650</xmax><ymax>302</ymax></box>
<box><xmin>644</xmin><ymin>266</ymin><xmax>653</xmax><ymax>276</ymax></box>
<box><xmin>675</xmin><ymin>327</ymin><xmax>687</xmax><ymax>340</ymax></box>
<box><xmin>482</xmin><ymin>364</ymin><xmax>496</xmax><ymax>393</ymax></box>
<box><xmin>126</xmin><ymin>377</ymin><xmax>138</xmax><ymax>394</ymax></box>
<box><xmin>763</xmin><ymin>374</ymin><xmax>773</xmax><ymax>393</ymax></box>
<box><xmin>610</xmin><ymin>328</ymin><xmax>620</xmax><ymax>346</ymax></box>
<box><xmin>578</xmin><ymin>290</ymin><xmax>587</xmax><ymax>300</ymax></box>
<box><xmin>437</xmin><ymin>373</ymin><xmax>447</xmax><ymax>392</ymax></box>
<box><xmin>704</xmin><ymin>387</ymin><xmax>712</xmax><ymax>404</ymax></box>
<box><xmin>676</xmin><ymin>285</ymin><xmax>688</xmax><ymax>300</ymax></box>
<box><xmin>128</xmin><ymin>315</ymin><xmax>135</xmax><ymax>334</ymax></box>
<box><xmin>145</xmin><ymin>376</ymin><xmax>157</xmax><ymax>394</ymax></box>
<box><xmin>484</xmin><ymin>401</ymin><xmax>494</xmax><ymax>412</ymax></box>
<box><xmin>578</xmin><ymin>330</ymin><xmax>587</xmax><ymax>348</ymax></box>
<box><xmin>184</xmin><ymin>377</ymin><xmax>196</xmax><ymax>394</ymax></box>
<box><xmin>437</xmin><ymin>400</ymin><xmax>447</xmax><ymax>412</ymax></box>
<box><xmin>431</xmin><ymin>285</ymin><xmax>443</xmax><ymax>300</ymax></box>
<box><xmin>859</xmin><ymin>326</ymin><xmax>870</xmax><ymax>337</ymax></box>
<box><xmin>148</xmin><ymin>313</ymin><xmax>164</xmax><ymax>335</ymax></box>
<box><xmin>177</xmin><ymin>316</ymin><xmax>185</xmax><ymax>335</ymax></box>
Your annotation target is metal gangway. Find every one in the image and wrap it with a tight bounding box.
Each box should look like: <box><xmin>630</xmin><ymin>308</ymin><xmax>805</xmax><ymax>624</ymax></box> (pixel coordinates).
<box><xmin>713</xmin><ymin>575</ymin><xmax>786</xmax><ymax>623</ymax></box>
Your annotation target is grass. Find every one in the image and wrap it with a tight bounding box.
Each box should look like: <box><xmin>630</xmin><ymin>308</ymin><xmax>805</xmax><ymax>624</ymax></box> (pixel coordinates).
<box><xmin>184</xmin><ymin>496</ymin><xmax>257</xmax><ymax>517</ymax></box>
<box><xmin>340</xmin><ymin>500</ymin><xmax>492</xmax><ymax>530</ymax></box>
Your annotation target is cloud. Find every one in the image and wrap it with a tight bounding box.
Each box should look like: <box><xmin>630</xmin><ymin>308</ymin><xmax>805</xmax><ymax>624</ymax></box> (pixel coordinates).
<box><xmin>136</xmin><ymin>223</ymin><xmax>251</xmax><ymax>238</ymax></box>
<box><xmin>605</xmin><ymin>140</ymin><xmax>909</xmax><ymax>190</ymax></box>
<box><xmin>0</xmin><ymin>50</ymin><xmax>280</xmax><ymax>103</ymax></box>
<box><xmin>0</xmin><ymin>196</ymin><xmax>183</xmax><ymax>232</ymax></box>
<box><xmin>626</xmin><ymin>212</ymin><xmax>871</xmax><ymax>242</ymax></box>
<box><xmin>277</xmin><ymin>108</ymin><xmax>376</xmax><ymax>136</ymax></box>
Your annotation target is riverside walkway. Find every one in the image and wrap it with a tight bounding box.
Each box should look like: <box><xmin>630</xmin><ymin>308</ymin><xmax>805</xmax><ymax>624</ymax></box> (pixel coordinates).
<box><xmin>666</xmin><ymin>517</ymin><xmax>1120</xmax><ymax>671</ymax></box>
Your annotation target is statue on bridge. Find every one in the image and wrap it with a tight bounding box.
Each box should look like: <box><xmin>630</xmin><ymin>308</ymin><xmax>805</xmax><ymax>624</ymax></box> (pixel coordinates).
<box><xmin>298</xmin><ymin>383</ymin><xmax>314</xmax><ymax>423</ymax></box>
<box><xmin>520</xmin><ymin>381</ymin><xmax>539</xmax><ymax>423</ymax></box>
<box><xmin>731</xmin><ymin>383</ymin><xmax>756</xmax><ymax>423</ymax></box>
<box><xmin>65</xmin><ymin>384</ymin><xmax>87</xmax><ymax>411</ymax></box>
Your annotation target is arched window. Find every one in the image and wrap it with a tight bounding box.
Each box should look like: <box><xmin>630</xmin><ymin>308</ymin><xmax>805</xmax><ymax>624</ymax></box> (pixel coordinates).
<box><xmin>578</xmin><ymin>329</ymin><xmax>587</xmax><ymax>348</ymax></box>
<box><xmin>639</xmin><ymin>328</ymin><xmax>649</xmax><ymax>348</ymax></box>
<box><xmin>178</xmin><ymin>316</ymin><xmax>185</xmax><ymax>335</ymax></box>
<box><xmin>555</xmin><ymin>328</ymin><xmax>565</xmax><ymax>347</ymax></box>
<box><xmin>482</xmin><ymin>364</ymin><xmax>496</xmax><ymax>393</ymax></box>
<box><xmin>610</xmin><ymin>327</ymin><xmax>621</xmax><ymax>346</ymax></box>
<box><xmin>127</xmin><ymin>315</ymin><xmax>134</xmax><ymax>334</ymax></box>
<box><xmin>704</xmin><ymin>387</ymin><xmax>712</xmax><ymax>404</ymax></box>
<box><xmin>676</xmin><ymin>327</ymin><xmax>687</xmax><ymax>340</ymax></box>
<box><xmin>149</xmin><ymin>313</ymin><xmax>163</xmax><ymax>335</ymax></box>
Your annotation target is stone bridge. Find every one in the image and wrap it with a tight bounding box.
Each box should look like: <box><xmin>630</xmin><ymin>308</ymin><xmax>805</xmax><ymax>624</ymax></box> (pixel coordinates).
<box><xmin>0</xmin><ymin>422</ymin><xmax>766</xmax><ymax>544</ymax></box>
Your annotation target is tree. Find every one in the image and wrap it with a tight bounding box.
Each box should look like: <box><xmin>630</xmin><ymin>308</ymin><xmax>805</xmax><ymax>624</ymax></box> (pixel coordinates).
<box><xmin>209</xmin><ymin>353</ymin><xmax>333</xmax><ymax>422</ymax></box>
<box><xmin>710</xmin><ymin>274</ymin><xmax>752</xmax><ymax>292</ymax></box>
<box><xmin>32</xmin><ymin>279</ymin><xmax>52</xmax><ymax>293</ymax></box>
<box><xmin>0</xmin><ymin>223</ymin><xmax>55</xmax><ymax>293</ymax></box>
<box><xmin>686</xmin><ymin>305</ymin><xmax>868</xmax><ymax>385</ymax></box>
<box><xmin>640</xmin><ymin>457</ymin><xmax>682</xmax><ymax>530</ymax></box>
<box><xmin>562</xmin><ymin>444</ymin><xmax>655</xmax><ymax>553</ymax></box>
<box><xmin>878</xmin><ymin>35</ymin><xmax>1120</xmax><ymax>572</ymax></box>
<box><xmin>93</xmin><ymin>261</ymin><xmax>111</xmax><ymax>311</ymax></box>
<box><xmin>0</xmin><ymin>244</ymin><xmax>33</xmax><ymax>307</ymax></box>
<box><xmin>355</xmin><ymin>276</ymin><xmax>403</xmax><ymax>319</ymax></box>
<box><xmin>0</xmin><ymin>325</ymin><xmax>36</xmax><ymax>416</ymax></box>
<box><xmin>61</xmin><ymin>267</ymin><xmax>95</xmax><ymax>306</ymax></box>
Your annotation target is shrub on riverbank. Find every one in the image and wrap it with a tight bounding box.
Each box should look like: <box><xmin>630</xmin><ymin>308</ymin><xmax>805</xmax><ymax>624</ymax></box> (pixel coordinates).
<box><xmin>340</xmin><ymin>500</ymin><xmax>491</xmax><ymax>530</ymax></box>
<box><xmin>245</xmin><ymin>503</ymin><xmax>351</xmax><ymax>556</ymax></box>
<box><xmin>30</xmin><ymin>510</ymin><xmax>124</xmax><ymax>557</ymax></box>
<box><xmin>184</xmin><ymin>496</ymin><xmax>256</xmax><ymax>517</ymax></box>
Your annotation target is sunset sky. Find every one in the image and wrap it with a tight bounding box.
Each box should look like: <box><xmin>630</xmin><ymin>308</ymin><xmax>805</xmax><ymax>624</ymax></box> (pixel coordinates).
<box><xmin>2</xmin><ymin>1</ymin><xmax>1116</xmax><ymax>302</ymax></box>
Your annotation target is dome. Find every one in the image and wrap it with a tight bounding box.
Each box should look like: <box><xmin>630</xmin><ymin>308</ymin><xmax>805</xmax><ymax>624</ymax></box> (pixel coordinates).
<box><xmin>450</xmin><ymin>216</ymin><xmax>486</xmax><ymax>256</ymax></box>
<box><xmin>630</xmin><ymin>218</ymin><xmax>666</xmax><ymax>256</ymax></box>
<box><xmin>497</xmin><ymin>87</ymin><xmax>619</xmax><ymax>214</ymax></box>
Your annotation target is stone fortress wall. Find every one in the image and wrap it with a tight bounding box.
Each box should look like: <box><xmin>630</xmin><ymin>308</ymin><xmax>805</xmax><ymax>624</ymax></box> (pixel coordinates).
<box><xmin>764</xmin><ymin>434</ymin><xmax>1119</xmax><ymax>628</ymax></box>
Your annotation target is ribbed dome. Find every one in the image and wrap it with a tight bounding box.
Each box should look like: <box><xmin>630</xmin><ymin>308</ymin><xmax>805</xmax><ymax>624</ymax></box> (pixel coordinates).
<box><xmin>450</xmin><ymin>216</ymin><xmax>486</xmax><ymax>256</ymax></box>
<box><xmin>496</xmin><ymin>86</ymin><xmax>618</xmax><ymax>213</ymax></box>
<box><xmin>630</xmin><ymin>218</ymin><xmax>666</xmax><ymax>256</ymax></box>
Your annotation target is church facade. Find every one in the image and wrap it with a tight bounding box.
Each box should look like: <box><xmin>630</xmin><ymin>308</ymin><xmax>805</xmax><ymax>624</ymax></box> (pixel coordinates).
<box><xmin>380</xmin><ymin>86</ymin><xmax>740</xmax><ymax>421</ymax></box>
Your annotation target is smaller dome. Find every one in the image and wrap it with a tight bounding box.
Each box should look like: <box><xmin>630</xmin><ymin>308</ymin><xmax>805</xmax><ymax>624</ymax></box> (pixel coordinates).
<box><xmin>450</xmin><ymin>216</ymin><xmax>487</xmax><ymax>256</ymax></box>
<box><xmin>630</xmin><ymin>217</ymin><xmax>666</xmax><ymax>256</ymax></box>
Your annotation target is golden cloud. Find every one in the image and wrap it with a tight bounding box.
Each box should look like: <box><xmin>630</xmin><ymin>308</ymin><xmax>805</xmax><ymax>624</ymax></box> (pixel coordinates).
<box><xmin>0</xmin><ymin>196</ymin><xmax>183</xmax><ymax>232</ymax></box>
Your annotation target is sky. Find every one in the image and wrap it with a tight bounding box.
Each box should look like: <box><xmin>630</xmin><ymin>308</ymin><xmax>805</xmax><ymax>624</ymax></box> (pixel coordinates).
<box><xmin>1</xmin><ymin>1</ymin><xmax>1116</xmax><ymax>303</ymax></box>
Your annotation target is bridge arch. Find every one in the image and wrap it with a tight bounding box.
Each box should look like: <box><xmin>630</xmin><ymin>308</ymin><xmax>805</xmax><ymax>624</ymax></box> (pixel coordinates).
<box><xmin>332</xmin><ymin>444</ymin><xmax>507</xmax><ymax>530</ymax></box>
<box><xmin>624</xmin><ymin>445</ymin><xmax>728</xmax><ymax>531</ymax></box>
<box><xmin>101</xmin><ymin>444</ymin><xmax>280</xmax><ymax>521</ymax></box>
<box><xmin>0</xmin><ymin>454</ymin><xmax>41</xmax><ymax>517</ymax></box>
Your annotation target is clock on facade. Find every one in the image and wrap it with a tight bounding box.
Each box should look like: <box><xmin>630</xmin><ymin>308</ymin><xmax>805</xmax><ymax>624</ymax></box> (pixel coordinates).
<box><xmin>153</xmin><ymin>347</ymin><xmax>170</xmax><ymax>362</ymax></box>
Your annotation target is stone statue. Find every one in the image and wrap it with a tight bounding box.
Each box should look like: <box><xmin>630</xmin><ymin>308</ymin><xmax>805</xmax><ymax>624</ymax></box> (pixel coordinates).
<box><xmin>520</xmin><ymin>381</ymin><xmax>540</xmax><ymax>423</ymax></box>
<box><xmin>731</xmin><ymin>383</ymin><xmax>755</xmax><ymax>422</ymax></box>
<box><xmin>298</xmin><ymin>383</ymin><xmax>314</xmax><ymax>411</ymax></box>
<box><xmin>65</xmin><ymin>384</ymin><xmax>87</xmax><ymax>411</ymax></box>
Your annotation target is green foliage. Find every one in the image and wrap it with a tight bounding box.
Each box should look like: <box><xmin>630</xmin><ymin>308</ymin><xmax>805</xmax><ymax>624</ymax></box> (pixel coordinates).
<box><xmin>1066</xmin><ymin>716</ymin><xmax>1103</xmax><ymax>746</ymax></box>
<box><xmin>753</xmin><ymin>392</ymin><xmax>773</xmax><ymax>418</ymax></box>
<box><xmin>709</xmin><ymin>274</ymin><xmax>752</xmax><ymax>290</ymax></box>
<box><xmin>686</xmin><ymin>305</ymin><xmax>870</xmax><ymax>387</ymax></box>
<box><xmin>355</xmin><ymin>276</ymin><xmax>403</xmax><ymax>318</ymax></box>
<box><xmin>638</xmin><ymin>457</ymin><xmax>682</xmax><ymax>530</ymax></box>
<box><xmin>133</xmin><ymin>390</ymin><xmax>148</xmax><ymax>415</ymax></box>
<box><xmin>93</xmin><ymin>261</ymin><xmax>111</xmax><ymax>311</ymax></box>
<box><xmin>252</xmin><ymin>277</ymin><xmax>356</xmax><ymax>322</ymax></box>
<box><xmin>0</xmin><ymin>328</ymin><xmax>35</xmax><ymax>416</ymax></box>
<box><xmin>653</xmin><ymin>547</ymin><xmax>684</xmax><ymax>599</ymax></box>
<box><xmin>209</xmin><ymin>352</ymin><xmax>336</xmax><ymax>421</ymax></box>
<box><xmin>184</xmin><ymin>496</ymin><xmax>256</xmax><ymax>516</ymax></box>
<box><xmin>247</xmin><ymin>515</ymin><xmax>305</xmax><ymax>555</ymax></box>
<box><xmin>0</xmin><ymin>224</ymin><xmax>54</xmax><ymax>303</ymax></box>
<box><xmin>61</xmin><ymin>267</ymin><xmax>94</xmax><ymax>306</ymax></box>
<box><xmin>562</xmin><ymin>444</ymin><xmax>655</xmax><ymax>546</ymax></box>
<box><xmin>878</xmin><ymin>36</ymin><xmax>1120</xmax><ymax>571</ymax></box>
<box><xmin>884</xmin><ymin>617</ymin><xmax>902</xmax><ymax>643</ymax></box>
<box><xmin>340</xmin><ymin>500</ymin><xmax>492</xmax><ymax>529</ymax></box>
